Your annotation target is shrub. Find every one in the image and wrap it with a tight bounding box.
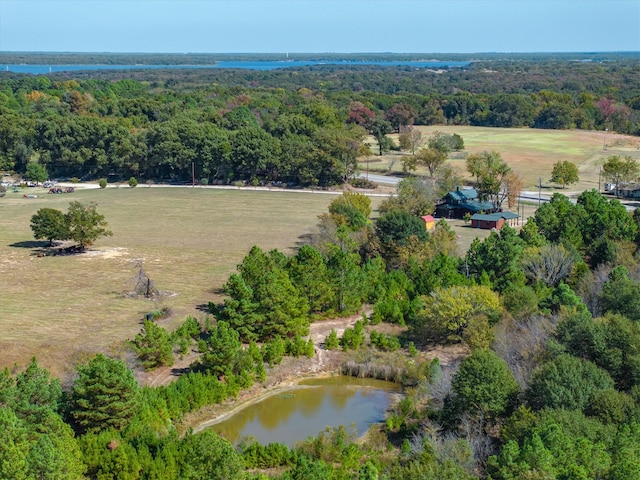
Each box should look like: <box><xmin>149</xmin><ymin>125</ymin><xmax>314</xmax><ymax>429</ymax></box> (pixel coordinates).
<box><xmin>340</xmin><ymin>320</ymin><xmax>365</xmax><ymax>351</ymax></box>
<box><xmin>349</xmin><ymin>177</ymin><xmax>377</xmax><ymax>189</ymax></box>
<box><xmin>369</xmin><ymin>330</ymin><xmax>401</xmax><ymax>352</ymax></box>
<box><xmin>128</xmin><ymin>176</ymin><xmax>138</xmax><ymax>187</ymax></box>
<box><xmin>98</xmin><ymin>178</ymin><xmax>107</xmax><ymax>189</ymax></box>
<box><xmin>325</xmin><ymin>329</ymin><xmax>339</xmax><ymax>350</ymax></box>
<box><xmin>286</xmin><ymin>334</ymin><xmax>311</xmax><ymax>358</ymax></box>
<box><xmin>262</xmin><ymin>336</ymin><xmax>286</xmax><ymax>366</ymax></box>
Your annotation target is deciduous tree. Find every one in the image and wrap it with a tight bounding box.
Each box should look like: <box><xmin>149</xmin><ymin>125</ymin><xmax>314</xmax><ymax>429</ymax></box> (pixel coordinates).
<box><xmin>521</xmin><ymin>243</ymin><xmax>576</xmax><ymax>287</ymax></box>
<box><xmin>427</xmin><ymin>131</ymin><xmax>464</xmax><ymax>155</ymax></box>
<box><xmin>398</xmin><ymin>127</ymin><xmax>423</xmax><ymax>154</ymax></box>
<box><xmin>415</xmin><ymin>147</ymin><xmax>447</xmax><ymax>178</ymax></box>
<box><xmin>379</xmin><ymin>177</ymin><xmax>436</xmax><ymax>216</ymax></box>
<box><xmin>367</xmin><ymin>116</ymin><xmax>392</xmax><ymax>156</ymax></box>
<box><xmin>450</xmin><ymin>349</ymin><xmax>519</xmax><ymax>419</ymax></box>
<box><xmin>550</xmin><ymin>160</ymin><xmax>579</xmax><ymax>188</ymax></box>
<box><xmin>24</xmin><ymin>162</ymin><xmax>48</xmax><ymax>184</ymax></box>
<box><xmin>30</xmin><ymin>208</ymin><xmax>68</xmax><ymax>246</ymax></box>
<box><xmin>465</xmin><ymin>151</ymin><xmax>514</xmax><ymax>210</ymax></box>
<box><xmin>602</xmin><ymin>155</ymin><xmax>639</xmax><ymax>197</ymax></box>
<box><xmin>415</xmin><ymin>284</ymin><xmax>502</xmax><ymax>340</ymax></box>
<box><xmin>386</xmin><ymin>103</ymin><xmax>416</xmax><ymax>132</ymax></box>
<box><xmin>65</xmin><ymin>201</ymin><xmax>113</xmax><ymax>251</ymax></box>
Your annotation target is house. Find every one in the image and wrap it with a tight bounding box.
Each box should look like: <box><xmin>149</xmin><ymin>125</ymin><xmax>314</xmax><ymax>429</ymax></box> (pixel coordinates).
<box><xmin>435</xmin><ymin>187</ymin><xmax>496</xmax><ymax>219</ymax></box>
<box><xmin>420</xmin><ymin>215</ymin><xmax>436</xmax><ymax>231</ymax></box>
<box><xmin>470</xmin><ymin>211</ymin><xmax>519</xmax><ymax>230</ymax></box>
<box><xmin>618</xmin><ymin>184</ymin><xmax>640</xmax><ymax>199</ymax></box>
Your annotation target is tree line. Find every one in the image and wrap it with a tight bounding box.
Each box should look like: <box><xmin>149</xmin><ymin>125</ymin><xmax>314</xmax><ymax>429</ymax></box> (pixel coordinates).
<box><xmin>1</xmin><ymin>56</ymin><xmax>639</xmax><ymax>183</ymax></box>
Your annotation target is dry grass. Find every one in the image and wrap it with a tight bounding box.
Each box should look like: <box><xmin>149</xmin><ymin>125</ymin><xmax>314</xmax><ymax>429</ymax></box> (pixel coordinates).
<box><xmin>363</xmin><ymin>126</ymin><xmax>640</xmax><ymax>192</ymax></box>
<box><xmin>3</xmin><ymin>126</ymin><xmax>637</xmax><ymax>378</ymax></box>
<box><xmin>0</xmin><ymin>186</ymin><xmax>384</xmax><ymax>377</ymax></box>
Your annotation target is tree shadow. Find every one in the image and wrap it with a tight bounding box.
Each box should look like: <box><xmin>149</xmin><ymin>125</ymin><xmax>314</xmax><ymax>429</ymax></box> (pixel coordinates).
<box><xmin>171</xmin><ymin>366</ymin><xmax>193</xmax><ymax>377</ymax></box>
<box><xmin>294</xmin><ymin>233</ymin><xmax>314</xmax><ymax>247</ymax></box>
<box><xmin>9</xmin><ymin>240</ymin><xmax>51</xmax><ymax>249</ymax></box>
<box><xmin>8</xmin><ymin>240</ymin><xmax>83</xmax><ymax>257</ymax></box>
<box><xmin>195</xmin><ymin>303</ymin><xmax>212</xmax><ymax>313</ymax></box>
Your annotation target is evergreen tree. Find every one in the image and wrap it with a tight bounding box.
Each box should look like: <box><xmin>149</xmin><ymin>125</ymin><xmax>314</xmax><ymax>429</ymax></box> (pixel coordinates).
<box><xmin>71</xmin><ymin>354</ymin><xmax>140</xmax><ymax>433</ymax></box>
<box><xmin>198</xmin><ymin>321</ymin><xmax>241</xmax><ymax>378</ymax></box>
<box><xmin>179</xmin><ymin>431</ymin><xmax>243</xmax><ymax>480</ymax></box>
<box><xmin>464</xmin><ymin>225</ymin><xmax>525</xmax><ymax>292</ymax></box>
<box><xmin>13</xmin><ymin>357</ymin><xmax>63</xmax><ymax>424</ymax></box>
<box><xmin>287</xmin><ymin>245</ymin><xmax>335</xmax><ymax>313</ymax></box>
<box><xmin>131</xmin><ymin>320</ymin><xmax>174</xmax><ymax>370</ymax></box>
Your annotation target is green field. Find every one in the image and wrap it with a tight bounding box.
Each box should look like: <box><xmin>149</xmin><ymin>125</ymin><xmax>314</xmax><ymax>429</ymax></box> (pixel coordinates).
<box><xmin>364</xmin><ymin>126</ymin><xmax>640</xmax><ymax>192</ymax></box>
<box><xmin>0</xmin><ymin>186</ymin><xmax>376</xmax><ymax>377</ymax></box>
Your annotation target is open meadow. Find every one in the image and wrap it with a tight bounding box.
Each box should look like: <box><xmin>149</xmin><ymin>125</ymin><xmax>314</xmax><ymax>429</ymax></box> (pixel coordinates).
<box><xmin>0</xmin><ymin>186</ymin><xmax>385</xmax><ymax>378</ymax></box>
<box><xmin>363</xmin><ymin>126</ymin><xmax>640</xmax><ymax>193</ymax></box>
<box><xmin>2</xmin><ymin>126</ymin><xmax>638</xmax><ymax>379</ymax></box>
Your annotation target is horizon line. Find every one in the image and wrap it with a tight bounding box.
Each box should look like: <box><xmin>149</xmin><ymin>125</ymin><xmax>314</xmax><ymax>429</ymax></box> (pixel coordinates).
<box><xmin>1</xmin><ymin>50</ymin><xmax>639</xmax><ymax>55</ymax></box>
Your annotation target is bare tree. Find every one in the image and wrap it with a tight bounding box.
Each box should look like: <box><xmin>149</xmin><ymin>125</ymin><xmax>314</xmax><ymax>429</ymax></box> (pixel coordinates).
<box><xmin>131</xmin><ymin>261</ymin><xmax>159</xmax><ymax>298</ymax></box>
<box><xmin>398</xmin><ymin>126</ymin><xmax>423</xmax><ymax>154</ymax></box>
<box><xmin>521</xmin><ymin>244</ymin><xmax>575</xmax><ymax>287</ymax></box>
<box><xmin>576</xmin><ymin>264</ymin><xmax>613</xmax><ymax>317</ymax></box>
<box><xmin>492</xmin><ymin>314</ymin><xmax>557</xmax><ymax>389</ymax></box>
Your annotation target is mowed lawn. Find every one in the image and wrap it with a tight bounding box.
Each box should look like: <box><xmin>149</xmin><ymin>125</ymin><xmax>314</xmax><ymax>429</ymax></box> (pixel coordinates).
<box><xmin>364</xmin><ymin>126</ymin><xmax>640</xmax><ymax>192</ymax></box>
<box><xmin>0</xmin><ymin>186</ymin><xmax>381</xmax><ymax>377</ymax></box>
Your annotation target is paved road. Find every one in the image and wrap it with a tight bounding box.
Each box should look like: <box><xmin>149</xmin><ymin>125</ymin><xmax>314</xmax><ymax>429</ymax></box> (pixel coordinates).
<box><xmin>358</xmin><ymin>173</ymin><xmax>401</xmax><ymax>185</ymax></box>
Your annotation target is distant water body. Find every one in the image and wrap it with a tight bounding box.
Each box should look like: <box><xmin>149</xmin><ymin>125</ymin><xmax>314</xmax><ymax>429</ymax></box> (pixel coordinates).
<box><xmin>2</xmin><ymin>60</ymin><xmax>469</xmax><ymax>74</ymax></box>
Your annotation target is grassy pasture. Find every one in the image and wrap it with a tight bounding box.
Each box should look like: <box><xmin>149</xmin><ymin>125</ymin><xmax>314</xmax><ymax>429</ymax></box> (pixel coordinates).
<box><xmin>0</xmin><ymin>186</ymin><xmax>381</xmax><ymax>377</ymax></box>
<box><xmin>363</xmin><ymin>126</ymin><xmax>640</xmax><ymax>192</ymax></box>
<box><xmin>2</xmin><ymin>127</ymin><xmax>638</xmax><ymax>378</ymax></box>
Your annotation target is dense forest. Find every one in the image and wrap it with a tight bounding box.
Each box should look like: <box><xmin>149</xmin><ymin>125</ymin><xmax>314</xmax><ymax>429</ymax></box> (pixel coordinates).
<box><xmin>1</xmin><ymin>55</ymin><xmax>639</xmax><ymax>185</ymax></box>
<box><xmin>2</xmin><ymin>56</ymin><xmax>640</xmax><ymax>478</ymax></box>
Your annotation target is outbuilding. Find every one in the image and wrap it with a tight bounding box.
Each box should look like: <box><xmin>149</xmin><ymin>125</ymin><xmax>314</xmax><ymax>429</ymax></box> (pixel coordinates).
<box><xmin>470</xmin><ymin>211</ymin><xmax>519</xmax><ymax>230</ymax></box>
<box><xmin>420</xmin><ymin>214</ymin><xmax>436</xmax><ymax>231</ymax></box>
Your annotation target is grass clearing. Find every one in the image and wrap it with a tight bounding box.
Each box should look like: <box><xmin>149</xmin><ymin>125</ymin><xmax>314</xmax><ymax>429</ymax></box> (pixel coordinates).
<box><xmin>362</xmin><ymin>126</ymin><xmax>640</xmax><ymax>193</ymax></box>
<box><xmin>0</xmin><ymin>186</ymin><xmax>386</xmax><ymax>377</ymax></box>
<box><xmin>3</xmin><ymin>127</ymin><xmax>637</xmax><ymax>378</ymax></box>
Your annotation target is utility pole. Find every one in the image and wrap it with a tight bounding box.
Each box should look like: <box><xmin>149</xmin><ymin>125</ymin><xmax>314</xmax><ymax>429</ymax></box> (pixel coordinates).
<box><xmin>598</xmin><ymin>167</ymin><xmax>602</xmax><ymax>192</ymax></box>
<box><xmin>538</xmin><ymin>177</ymin><xmax>542</xmax><ymax>208</ymax></box>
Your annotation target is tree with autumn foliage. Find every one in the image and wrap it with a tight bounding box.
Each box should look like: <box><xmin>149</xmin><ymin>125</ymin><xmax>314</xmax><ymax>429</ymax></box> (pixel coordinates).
<box><xmin>466</xmin><ymin>151</ymin><xmax>522</xmax><ymax>210</ymax></box>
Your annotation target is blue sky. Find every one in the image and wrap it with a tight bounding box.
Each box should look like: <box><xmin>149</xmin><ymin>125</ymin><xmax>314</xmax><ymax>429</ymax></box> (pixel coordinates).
<box><xmin>0</xmin><ymin>0</ymin><xmax>638</xmax><ymax>53</ymax></box>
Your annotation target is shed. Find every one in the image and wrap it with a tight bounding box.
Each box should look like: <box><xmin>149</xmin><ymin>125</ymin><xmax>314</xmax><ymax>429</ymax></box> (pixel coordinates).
<box><xmin>470</xmin><ymin>211</ymin><xmax>519</xmax><ymax>230</ymax></box>
<box><xmin>420</xmin><ymin>215</ymin><xmax>436</xmax><ymax>231</ymax></box>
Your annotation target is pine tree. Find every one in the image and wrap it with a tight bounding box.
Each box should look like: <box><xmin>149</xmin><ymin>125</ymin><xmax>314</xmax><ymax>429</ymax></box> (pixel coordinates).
<box><xmin>71</xmin><ymin>354</ymin><xmax>140</xmax><ymax>433</ymax></box>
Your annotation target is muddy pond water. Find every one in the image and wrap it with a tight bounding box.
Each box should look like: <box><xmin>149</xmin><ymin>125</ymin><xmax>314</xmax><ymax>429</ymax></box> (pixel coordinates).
<box><xmin>208</xmin><ymin>376</ymin><xmax>402</xmax><ymax>446</ymax></box>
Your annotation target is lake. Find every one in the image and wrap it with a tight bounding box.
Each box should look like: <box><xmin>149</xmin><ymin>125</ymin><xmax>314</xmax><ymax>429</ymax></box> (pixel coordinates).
<box><xmin>1</xmin><ymin>60</ymin><xmax>469</xmax><ymax>74</ymax></box>
<box><xmin>207</xmin><ymin>376</ymin><xmax>402</xmax><ymax>446</ymax></box>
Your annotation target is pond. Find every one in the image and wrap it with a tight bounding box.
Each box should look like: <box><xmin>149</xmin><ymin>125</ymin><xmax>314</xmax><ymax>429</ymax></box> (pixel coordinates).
<box><xmin>208</xmin><ymin>376</ymin><xmax>402</xmax><ymax>446</ymax></box>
